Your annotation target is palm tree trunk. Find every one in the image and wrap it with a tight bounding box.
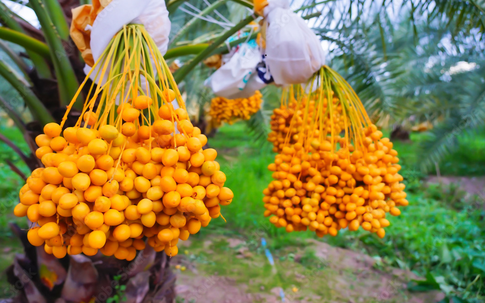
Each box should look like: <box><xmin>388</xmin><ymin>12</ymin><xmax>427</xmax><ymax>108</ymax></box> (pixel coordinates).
<box><xmin>4</xmin><ymin>224</ymin><xmax>176</xmax><ymax>303</ymax></box>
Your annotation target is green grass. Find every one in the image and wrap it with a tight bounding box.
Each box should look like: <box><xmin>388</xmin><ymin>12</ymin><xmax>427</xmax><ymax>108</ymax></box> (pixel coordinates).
<box><xmin>178</xmin><ymin>235</ymin><xmax>339</xmax><ymax>302</ymax></box>
<box><xmin>0</xmin><ymin>118</ymin><xmax>484</xmax><ymax>301</ymax></box>
<box><xmin>325</xmin><ymin>191</ymin><xmax>485</xmax><ymax>302</ymax></box>
<box><xmin>205</xmin><ymin>123</ymin><xmax>317</xmax><ymax>249</ymax></box>
<box><xmin>207</xmin><ymin>122</ymin><xmax>485</xmax><ymax>302</ymax></box>
<box><xmin>391</xmin><ymin>129</ymin><xmax>485</xmax><ymax>176</ymax></box>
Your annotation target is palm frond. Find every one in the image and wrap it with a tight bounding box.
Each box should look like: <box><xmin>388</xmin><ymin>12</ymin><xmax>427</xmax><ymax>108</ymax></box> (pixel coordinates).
<box><xmin>419</xmin><ymin>78</ymin><xmax>485</xmax><ymax>171</ymax></box>
<box><xmin>245</xmin><ymin>109</ymin><xmax>271</xmax><ymax>144</ymax></box>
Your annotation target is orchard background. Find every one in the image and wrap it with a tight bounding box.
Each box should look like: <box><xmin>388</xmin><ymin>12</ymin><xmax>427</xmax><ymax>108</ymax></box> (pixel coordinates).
<box><xmin>0</xmin><ymin>0</ymin><xmax>484</xmax><ymax>302</ymax></box>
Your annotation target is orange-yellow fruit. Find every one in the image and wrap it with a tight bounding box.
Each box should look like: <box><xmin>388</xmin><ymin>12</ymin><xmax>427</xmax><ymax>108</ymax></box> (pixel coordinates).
<box><xmin>135</xmin><ymin>147</ymin><xmax>151</xmax><ymax>164</ymax></box>
<box><xmin>72</xmin><ymin>202</ymin><xmax>90</xmax><ymax>221</ymax></box>
<box><xmin>137</xmin><ymin>198</ymin><xmax>153</xmax><ymax>215</ymax></box>
<box><xmin>160</xmin><ymin>176</ymin><xmax>177</xmax><ymax>192</ymax></box>
<box><xmin>187</xmin><ymin>219</ymin><xmax>201</xmax><ymax>234</ymax></box>
<box><xmin>211</xmin><ymin>171</ymin><xmax>226</xmax><ymax>186</ymax></box>
<box><xmin>94</xmin><ymin>196</ymin><xmax>111</xmax><ymax>212</ymax></box>
<box><xmin>146</xmin><ymin>186</ymin><xmax>163</xmax><ymax>201</ymax></box>
<box><xmin>104</xmin><ymin>209</ymin><xmax>125</xmax><ymax>226</ymax></box>
<box><xmin>112</xmin><ymin>134</ymin><xmax>126</xmax><ymax>147</ymax></box>
<box><xmin>40</xmin><ymin>184</ymin><xmax>58</xmax><ymax>200</ymax></box>
<box><xmin>120</xmin><ymin>178</ymin><xmax>134</xmax><ymax>192</ymax></box>
<box><xmin>42</xmin><ymin>167</ymin><xmax>64</xmax><ymax>185</ymax></box>
<box><xmin>142</xmin><ymin>163</ymin><xmax>158</xmax><ymax>180</ymax></box>
<box><xmin>44</xmin><ymin>123</ymin><xmax>62</xmax><ymax>137</ymax></box>
<box><xmin>134</xmin><ymin>177</ymin><xmax>151</xmax><ymax>193</ymax></box>
<box><xmin>173</xmin><ymin>169</ymin><xmax>189</xmax><ymax>184</ymax></box>
<box><xmin>27</xmin><ymin>178</ymin><xmax>46</xmax><ymax>194</ymax></box>
<box><xmin>201</xmin><ymin>161</ymin><xmax>216</xmax><ymax>176</ymax></box>
<box><xmin>165</xmin><ymin>245</ymin><xmax>178</xmax><ymax>257</ymax></box>
<box><xmin>158</xmin><ymin>229</ymin><xmax>173</xmax><ymax>242</ymax></box>
<box><xmin>122</xmin><ymin>122</ymin><xmax>136</xmax><ymax>136</ymax></box>
<box><xmin>133</xmin><ymin>239</ymin><xmax>146</xmax><ymax>250</ymax></box>
<box><xmin>103</xmin><ymin>180</ymin><xmax>119</xmax><ymax>198</ymax></box>
<box><xmin>113</xmin><ymin>224</ymin><xmax>131</xmax><ymax>242</ymax></box>
<box><xmin>162</xmin><ymin>149</ymin><xmax>179</xmax><ymax>167</ymax></box>
<box><xmin>203</xmin><ymin>149</ymin><xmax>217</xmax><ymax>161</ymax></box>
<box><xmin>153</xmin><ymin>120</ymin><xmax>174</xmax><ymax>135</ymax></box>
<box><xmin>176</xmin><ymin>184</ymin><xmax>193</xmax><ymax>198</ymax></box>
<box><xmin>205</xmin><ymin>184</ymin><xmax>220</xmax><ymax>199</ymax></box>
<box><xmin>68</xmin><ymin>245</ymin><xmax>82</xmax><ymax>255</ymax></box>
<box><xmin>170</xmin><ymin>213</ymin><xmax>186</xmax><ymax>228</ymax></box>
<box><xmin>20</xmin><ymin>191</ymin><xmax>38</xmax><ymax>206</ymax></box>
<box><xmin>99</xmin><ymin>125</ymin><xmax>119</xmax><ymax>141</ymax></box>
<box><xmin>38</xmin><ymin>222</ymin><xmax>60</xmax><ymax>239</ymax></box>
<box><xmin>63</xmin><ymin>127</ymin><xmax>79</xmax><ymax>144</ymax></box>
<box><xmin>50</xmin><ymin>137</ymin><xmax>67</xmax><ymax>151</ymax></box>
<box><xmin>83</xmin><ymin>112</ymin><xmax>98</xmax><ymax>125</ymax></box>
<box><xmin>58</xmin><ymin>161</ymin><xmax>79</xmax><ymax>178</ymax></box>
<box><xmin>76</xmin><ymin>128</ymin><xmax>96</xmax><ymax>145</ymax></box>
<box><xmin>110</xmin><ymin>194</ymin><xmax>128</xmax><ymax>211</ymax></box>
<box><xmin>153</xmin><ymin>200</ymin><xmax>163</xmax><ymax>213</ymax></box>
<box><xmin>141</xmin><ymin>211</ymin><xmax>156</xmax><ymax>227</ymax></box>
<box><xmin>36</xmin><ymin>146</ymin><xmax>52</xmax><ymax>159</ymax></box>
<box><xmin>162</xmin><ymin>89</ymin><xmax>176</xmax><ymax>102</ymax></box>
<box><xmin>390</xmin><ymin>207</ymin><xmax>401</xmax><ymax>216</ymax></box>
<box><xmin>27</xmin><ymin>227</ymin><xmax>45</xmax><ymax>246</ymax></box>
<box><xmin>129</xmin><ymin>223</ymin><xmax>144</xmax><ymax>238</ymax></box>
<box><xmin>14</xmin><ymin>203</ymin><xmax>29</xmax><ymax>217</ymax></box>
<box><xmin>158</xmin><ymin>104</ymin><xmax>173</xmax><ymax>120</ymax></box>
<box><xmin>36</xmin><ymin>134</ymin><xmax>52</xmax><ymax>147</ymax></box>
<box><xmin>100</xmin><ymin>240</ymin><xmax>119</xmax><ymax>256</ymax></box>
<box><xmin>59</xmin><ymin>193</ymin><xmax>78</xmax><ymax>210</ymax></box>
<box><xmin>114</xmin><ymin>247</ymin><xmax>129</xmax><ymax>260</ymax></box>
<box><xmin>52</xmin><ymin>246</ymin><xmax>67</xmax><ymax>258</ymax></box>
<box><xmin>77</xmin><ymin>155</ymin><xmax>96</xmax><ymax>172</ymax></box>
<box><xmin>133</xmin><ymin>95</ymin><xmax>152</xmax><ymax>109</ymax></box>
<box><xmin>72</xmin><ymin>173</ymin><xmax>91</xmax><ymax>191</ymax></box>
<box><xmin>107</xmin><ymin>168</ymin><xmax>125</xmax><ymax>182</ymax></box>
<box><xmin>162</xmin><ymin>191</ymin><xmax>181</xmax><ymax>208</ymax></box>
<box><xmin>122</xmin><ymin>108</ymin><xmax>140</xmax><ymax>122</ymax></box>
<box><xmin>84</xmin><ymin>211</ymin><xmax>104</xmax><ymax>230</ymax></box>
<box><xmin>194</xmin><ymin>185</ymin><xmax>206</xmax><ymax>200</ymax></box>
<box><xmin>82</xmin><ymin>246</ymin><xmax>98</xmax><ymax>256</ymax></box>
<box><xmin>90</xmin><ymin>169</ymin><xmax>108</xmax><ymax>186</ymax></box>
<box><xmin>89</xmin><ymin>230</ymin><xmax>106</xmax><ymax>249</ymax></box>
<box><xmin>175</xmin><ymin>108</ymin><xmax>188</xmax><ymax>120</ymax></box>
<box><xmin>218</xmin><ymin>187</ymin><xmax>234</xmax><ymax>201</ymax></box>
<box><xmin>197</xmin><ymin>134</ymin><xmax>208</xmax><ymax>146</ymax></box>
<box><xmin>88</xmin><ymin>139</ymin><xmax>108</xmax><ymax>155</ymax></box>
<box><xmin>177</xmin><ymin>120</ymin><xmax>194</xmax><ymax>134</ymax></box>
<box><xmin>186</xmin><ymin>137</ymin><xmax>202</xmax><ymax>152</ymax></box>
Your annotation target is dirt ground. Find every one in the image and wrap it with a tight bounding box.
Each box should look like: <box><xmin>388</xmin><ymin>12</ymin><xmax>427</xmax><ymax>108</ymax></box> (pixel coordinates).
<box><xmin>172</xmin><ymin>237</ymin><xmax>444</xmax><ymax>303</ymax></box>
<box><xmin>427</xmin><ymin>176</ymin><xmax>485</xmax><ymax>199</ymax></box>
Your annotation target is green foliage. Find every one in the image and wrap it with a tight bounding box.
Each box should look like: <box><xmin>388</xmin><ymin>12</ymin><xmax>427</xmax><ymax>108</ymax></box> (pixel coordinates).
<box><xmin>207</xmin><ymin>122</ymin><xmax>485</xmax><ymax>302</ymax></box>
<box><xmin>423</xmin><ymin>127</ymin><xmax>485</xmax><ymax>176</ymax></box>
<box><xmin>332</xmin><ymin>192</ymin><xmax>485</xmax><ymax>302</ymax></box>
<box><xmin>298</xmin><ymin>249</ymin><xmax>326</xmax><ymax>270</ymax></box>
<box><xmin>0</xmin><ymin>1</ymin><xmax>484</xmax><ymax>302</ymax></box>
<box><xmin>391</xmin><ymin>130</ymin><xmax>485</xmax><ymax>177</ymax></box>
<box><xmin>307</xmin><ymin>1</ymin><xmax>485</xmax><ymax>172</ymax></box>
<box><xmin>0</xmin><ymin>124</ymin><xmax>29</xmax><ymax>239</ymax></box>
<box><xmin>106</xmin><ymin>275</ymin><xmax>127</xmax><ymax>303</ymax></box>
